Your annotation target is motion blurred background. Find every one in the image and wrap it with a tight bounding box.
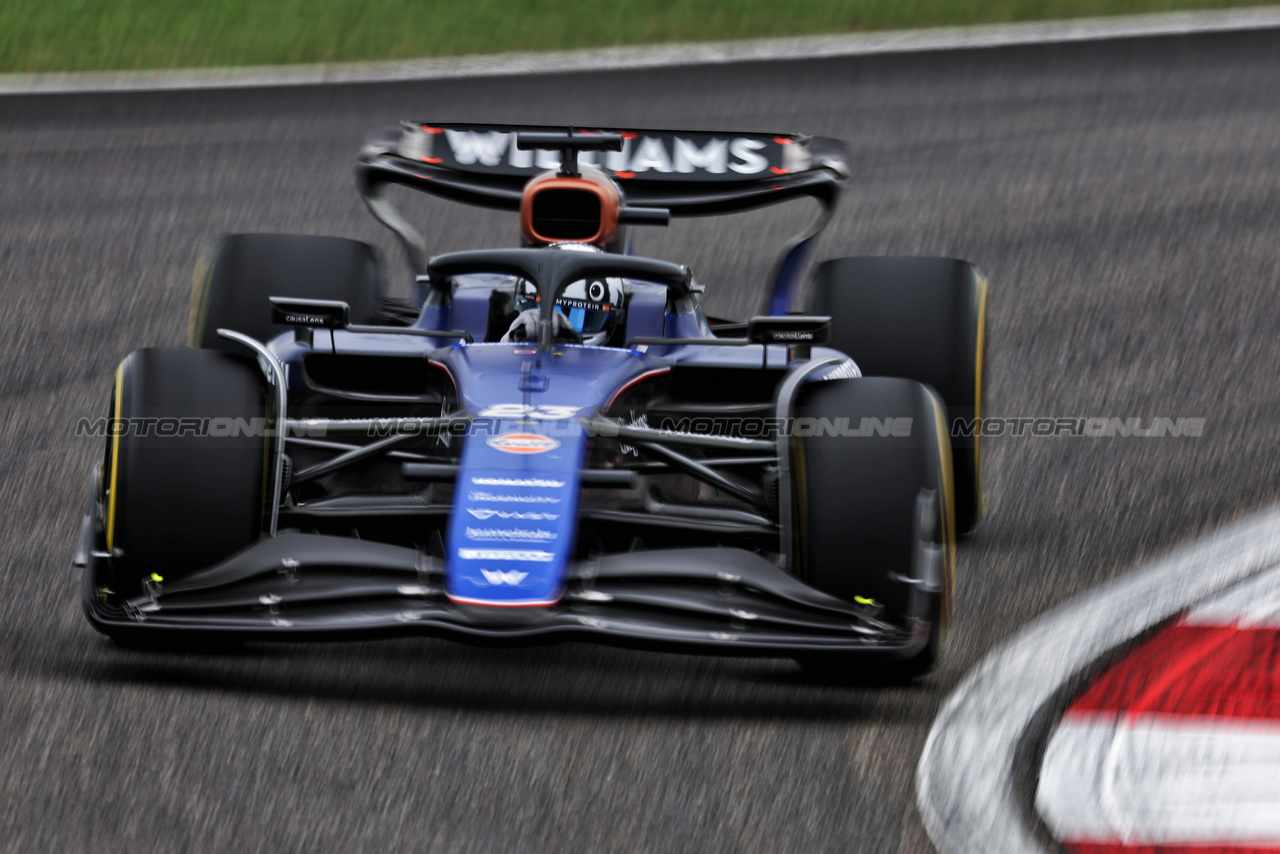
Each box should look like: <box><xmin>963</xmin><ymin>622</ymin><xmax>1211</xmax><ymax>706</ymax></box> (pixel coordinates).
<box><xmin>2</xmin><ymin>2</ymin><xmax>1279</xmax><ymax>853</ymax></box>
<box><xmin>0</xmin><ymin>0</ymin><xmax>1274</xmax><ymax>72</ymax></box>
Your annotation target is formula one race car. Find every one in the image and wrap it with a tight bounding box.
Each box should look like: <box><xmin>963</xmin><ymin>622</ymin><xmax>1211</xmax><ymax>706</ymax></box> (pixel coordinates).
<box><xmin>77</xmin><ymin>123</ymin><xmax>987</xmax><ymax>679</ymax></box>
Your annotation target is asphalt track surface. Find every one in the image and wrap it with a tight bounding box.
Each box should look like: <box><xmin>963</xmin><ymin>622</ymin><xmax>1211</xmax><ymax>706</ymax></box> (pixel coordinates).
<box><xmin>2</xmin><ymin>29</ymin><xmax>1279</xmax><ymax>854</ymax></box>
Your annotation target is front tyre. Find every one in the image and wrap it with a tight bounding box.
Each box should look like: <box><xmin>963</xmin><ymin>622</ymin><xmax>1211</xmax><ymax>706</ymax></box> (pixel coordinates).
<box><xmin>94</xmin><ymin>348</ymin><xmax>268</xmax><ymax>614</ymax></box>
<box><xmin>789</xmin><ymin>377</ymin><xmax>954</xmax><ymax>681</ymax></box>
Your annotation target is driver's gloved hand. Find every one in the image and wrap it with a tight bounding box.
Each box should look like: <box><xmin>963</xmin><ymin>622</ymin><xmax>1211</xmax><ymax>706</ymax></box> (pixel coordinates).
<box><xmin>501</xmin><ymin>308</ymin><xmax>581</xmax><ymax>343</ymax></box>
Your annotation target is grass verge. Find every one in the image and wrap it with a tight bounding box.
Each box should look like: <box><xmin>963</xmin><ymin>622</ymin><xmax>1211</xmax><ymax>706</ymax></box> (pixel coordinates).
<box><xmin>1</xmin><ymin>0</ymin><xmax>1274</xmax><ymax>74</ymax></box>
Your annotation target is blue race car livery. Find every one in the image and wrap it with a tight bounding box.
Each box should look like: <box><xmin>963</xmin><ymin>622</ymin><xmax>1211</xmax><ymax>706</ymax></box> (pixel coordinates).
<box><xmin>78</xmin><ymin>123</ymin><xmax>989</xmax><ymax>679</ymax></box>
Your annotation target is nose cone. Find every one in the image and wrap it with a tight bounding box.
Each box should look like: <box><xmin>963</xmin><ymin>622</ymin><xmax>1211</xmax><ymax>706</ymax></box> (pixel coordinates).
<box><xmin>445</xmin><ymin>418</ymin><xmax>585</xmax><ymax>608</ymax></box>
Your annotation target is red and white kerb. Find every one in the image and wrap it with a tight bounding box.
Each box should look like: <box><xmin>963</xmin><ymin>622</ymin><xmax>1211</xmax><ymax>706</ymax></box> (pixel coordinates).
<box><xmin>1038</xmin><ymin>567</ymin><xmax>1280</xmax><ymax>854</ymax></box>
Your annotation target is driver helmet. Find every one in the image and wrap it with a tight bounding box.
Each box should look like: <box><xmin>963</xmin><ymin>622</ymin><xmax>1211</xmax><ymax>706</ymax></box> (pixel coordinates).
<box><xmin>515</xmin><ymin>244</ymin><xmax>627</xmax><ymax>345</ymax></box>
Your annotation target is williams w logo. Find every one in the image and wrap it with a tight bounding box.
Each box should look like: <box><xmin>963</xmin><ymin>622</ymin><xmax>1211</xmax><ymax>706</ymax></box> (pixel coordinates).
<box><xmin>480</xmin><ymin>570</ymin><xmax>528</xmax><ymax>585</ymax></box>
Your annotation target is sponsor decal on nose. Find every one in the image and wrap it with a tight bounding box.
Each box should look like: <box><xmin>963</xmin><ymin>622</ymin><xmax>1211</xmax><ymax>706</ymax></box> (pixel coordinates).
<box><xmin>486</xmin><ymin>433</ymin><xmax>561</xmax><ymax>454</ymax></box>
<box><xmin>467</xmin><ymin>491</ymin><xmax>560</xmax><ymax>504</ymax></box>
<box><xmin>457</xmin><ymin>549</ymin><xmax>555</xmax><ymax>562</ymax></box>
<box><xmin>466</xmin><ymin>508</ymin><xmax>559</xmax><ymax>521</ymax></box>
<box><xmin>470</xmin><ymin>477</ymin><xmax>564</xmax><ymax>487</ymax></box>
<box><xmin>479</xmin><ymin>570</ymin><xmax>528</xmax><ymax>585</ymax></box>
<box><xmin>464</xmin><ymin>527</ymin><xmax>556</xmax><ymax>542</ymax></box>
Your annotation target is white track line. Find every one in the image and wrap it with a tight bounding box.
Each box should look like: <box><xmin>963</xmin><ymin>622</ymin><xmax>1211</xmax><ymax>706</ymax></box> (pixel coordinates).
<box><xmin>1039</xmin><ymin>713</ymin><xmax>1280</xmax><ymax>845</ymax></box>
<box><xmin>3</xmin><ymin>7</ymin><xmax>1280</xmax><ymax>95</ymax></box>
<box><xmin>1037</xmin><ymin>563</ymin><xmax>1280</xmax><ymax>848</ymax></box>
<box><xmin>917</xmin><ymin>505</ymin><xmax>1280</xmax><ymax>854</ymax></box>
<box><xmin>1186</xmin><ymin>562</ymin><xmax>1280</xmax><ymax>626</ymax></box>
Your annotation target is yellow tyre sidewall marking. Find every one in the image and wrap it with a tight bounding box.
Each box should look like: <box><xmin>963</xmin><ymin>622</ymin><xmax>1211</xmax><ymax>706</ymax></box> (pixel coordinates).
<box><xmin>105</xmin><ymin>363</ymin><xmax>124</xmax><ymax>552</ymax></box>
<box><xmin>187</xmin><ymin>253</ymin><xmax>211</xmax><ymax>347</ymax></box>
<box><xmin>973</xmin><ymin>273</ymin><xmax>988</xmax><ymax>519</ymax></box>
<box><xmin>933</xmin><ymin>394</ymin><xmax>957</xmax><ymax>632</ymax></box>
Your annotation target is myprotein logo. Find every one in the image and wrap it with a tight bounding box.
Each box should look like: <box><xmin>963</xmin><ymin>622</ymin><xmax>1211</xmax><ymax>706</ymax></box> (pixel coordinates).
<box><xmin>486</xmin><ymin>433</ymin><xmax>560</xmax><ymax>455</ymax></box>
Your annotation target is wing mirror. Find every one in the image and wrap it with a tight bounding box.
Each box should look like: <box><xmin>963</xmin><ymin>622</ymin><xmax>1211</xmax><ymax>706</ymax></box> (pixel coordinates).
<box><xmin>747</xmin><ymin>315</ymin><xmax>831</xmax><ymax>361</ymax></box>
<box><xmin>270</xmin><ymin>297</ymin><xmax>350</xmax><ymax>329</ymax></box>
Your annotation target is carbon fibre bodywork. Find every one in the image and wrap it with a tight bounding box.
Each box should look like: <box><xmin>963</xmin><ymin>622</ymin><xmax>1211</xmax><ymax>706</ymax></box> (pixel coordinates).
<box><xmin>80</xmin><ymin>530</ymin><xmax>933</xmax><ymax>658</ymax></box>
<box><xmin>78</xmin><ymin>122</ymin><xmax>953</xmax><ymax>664</ymax></box>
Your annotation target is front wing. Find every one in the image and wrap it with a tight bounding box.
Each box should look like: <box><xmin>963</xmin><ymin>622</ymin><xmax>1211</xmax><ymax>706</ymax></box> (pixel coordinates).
<box><xmin>79</xmin><ymin>524</ymin><xmax>928</xmax><ymax>659</ymax></box>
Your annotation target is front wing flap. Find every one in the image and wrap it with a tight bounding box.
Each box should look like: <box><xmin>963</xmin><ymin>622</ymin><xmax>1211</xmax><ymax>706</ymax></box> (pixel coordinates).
<box><xmin>81</xmin><ymin>530</ymin><xmax>927</xmax><ymax>658</ymax></box>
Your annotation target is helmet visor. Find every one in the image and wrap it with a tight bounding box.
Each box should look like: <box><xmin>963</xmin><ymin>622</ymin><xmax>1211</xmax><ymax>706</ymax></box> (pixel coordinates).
<box><xmin>555</xmin><ymin>299</ymin><xmax>614</xmax><ymax>334</ymax></box>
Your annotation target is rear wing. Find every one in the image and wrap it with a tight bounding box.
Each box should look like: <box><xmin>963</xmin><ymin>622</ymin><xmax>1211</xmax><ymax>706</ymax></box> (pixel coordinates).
<box><xmin>356</xmin><ymin>122</ymin><xmax>850</xmax><ymax>313</ymax></box>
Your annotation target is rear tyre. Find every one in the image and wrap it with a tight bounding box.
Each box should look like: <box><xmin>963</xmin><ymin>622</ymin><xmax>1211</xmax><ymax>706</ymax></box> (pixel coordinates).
<box><xmin>189</xmin><ymin>233</ymin><xmax>383</xmax><ymax>352</ymax></box>
<box><xmin>811</xmin><ymin>256</ymin><xmax>987</xmax><ymax>535</ymax></box>
<box><xmin>789</xmin><ymin>377</ymin><xmax>954</xmax><ymax>682</ymax></box>
<box><xmin>98</xmin><ymin>348</ymin><xmax>268</xmax><ymax>609</ymax></box>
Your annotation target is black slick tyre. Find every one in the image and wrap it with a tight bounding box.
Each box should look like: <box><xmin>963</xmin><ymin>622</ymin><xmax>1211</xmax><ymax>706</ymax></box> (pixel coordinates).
<box><xmin>98</xmin><ymin>348</ymin><xmax>268</xmax><ymax>609</ymax></box>
<box><xmin>789</xmin><ymin>376</ymin><xmax>955</xmax><ymax>682</ymax></box>
<box><xmin>810</xmin><ymin>256</ymin><xmax>987</xmax><ymax>535</ymax></box>
<box><xmin>189</xmin><ymin>233</ymin><xmax>383</xmax><ymax>352</ymax></box>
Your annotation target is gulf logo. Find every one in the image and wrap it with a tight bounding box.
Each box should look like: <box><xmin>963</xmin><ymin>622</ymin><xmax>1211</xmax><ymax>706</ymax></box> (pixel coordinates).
<box><xmin>486</xmin><ymin>433</ymin><xmax>560</xmax><ymax>455</ymax></box>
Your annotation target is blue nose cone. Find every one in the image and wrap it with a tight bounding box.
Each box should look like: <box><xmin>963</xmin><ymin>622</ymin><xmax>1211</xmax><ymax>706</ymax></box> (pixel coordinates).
<box><xmin>445</xmin><ymin>418</ymin><xmax>584</xmax><ymax>607</ymax></box>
